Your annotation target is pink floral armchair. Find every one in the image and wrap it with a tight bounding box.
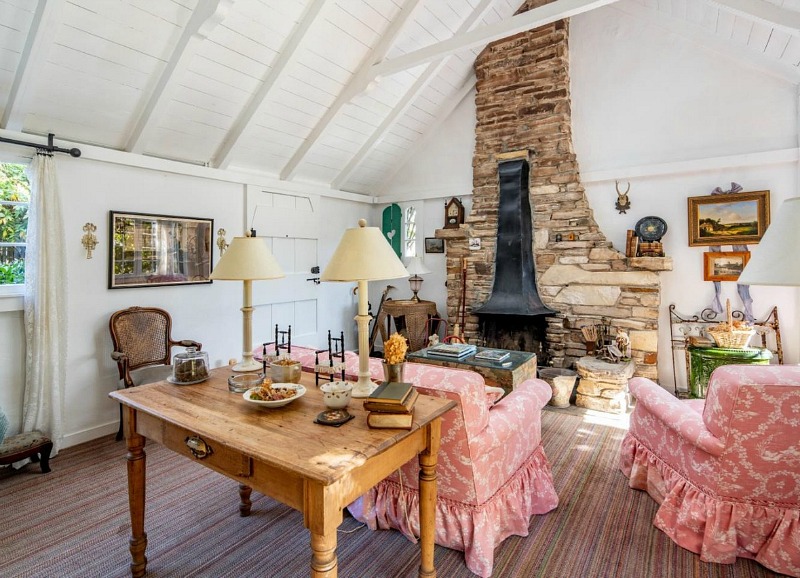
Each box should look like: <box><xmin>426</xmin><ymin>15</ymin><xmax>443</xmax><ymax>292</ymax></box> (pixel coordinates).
<box><xmin>620</xmin><ymin>365</ymin><xmax>800</xmax><ymax>577</ymax></box>
<box><xmin>280</xmin><ymin>346</ymin><xmax>559</xmax><ymax>577</ymax></box>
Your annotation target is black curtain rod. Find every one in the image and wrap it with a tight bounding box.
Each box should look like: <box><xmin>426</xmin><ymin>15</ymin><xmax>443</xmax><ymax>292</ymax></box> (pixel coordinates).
<box><xmin>0</xmin><ymin>133</ymin><xmax>81</xmax><ymax>157</ymax></box>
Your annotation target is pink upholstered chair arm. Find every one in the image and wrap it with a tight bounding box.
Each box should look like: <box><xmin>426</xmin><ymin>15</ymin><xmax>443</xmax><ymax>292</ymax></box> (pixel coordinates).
<box><xmin>630</xmin><ymin>378</ymin><xmax>724</xmax><ymax>456</ymax></box>
<box><xmin>473</xmin><ymin>378</ymin><xmax>549</xmax><ymax>452</ymax></box>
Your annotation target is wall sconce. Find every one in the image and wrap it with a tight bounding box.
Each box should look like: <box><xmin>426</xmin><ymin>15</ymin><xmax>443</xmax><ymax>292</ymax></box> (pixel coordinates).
<box><xmin>81</xmin><ymin>222</ymin><xmax>98</xmax><ymax>259</ymax></box>
<box><xmin>217</xmin><ymin>228</ymin><xmax>229</xmax><ymax>256</ymax></box>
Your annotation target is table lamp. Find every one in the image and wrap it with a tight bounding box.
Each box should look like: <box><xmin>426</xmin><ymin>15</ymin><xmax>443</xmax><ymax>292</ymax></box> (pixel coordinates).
<box><xmin>405</xmin><ymin>256</ymin><xmax>431</xmax><ymax>302</ymax></box>
<box><xmin>322</xmin><ymin>219</ymin><xmax>409</xmax><ymax>397</ymax></box>
<box><xmin>738</xmin><ymin>197</ymin><xmax>800</xmax><ymax>357</ymax></box>
<box><xmin>210</xmin><ymin>232</ymin><xmax>284</xmax><ymax>372</ymax></box>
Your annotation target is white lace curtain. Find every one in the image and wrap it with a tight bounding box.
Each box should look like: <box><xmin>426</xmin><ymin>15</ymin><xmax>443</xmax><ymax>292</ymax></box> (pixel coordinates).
<box><xmin>22</xmin><ymin>152</ymin><xmax>67</xmax><ymax>455</ymax></box>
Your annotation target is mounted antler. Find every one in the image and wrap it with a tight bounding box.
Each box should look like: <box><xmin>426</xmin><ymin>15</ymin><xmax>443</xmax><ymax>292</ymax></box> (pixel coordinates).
<box><xmin>615</xmin><ymin>180</ymin><xmax>631</xmax><ymax>214</ymax></box>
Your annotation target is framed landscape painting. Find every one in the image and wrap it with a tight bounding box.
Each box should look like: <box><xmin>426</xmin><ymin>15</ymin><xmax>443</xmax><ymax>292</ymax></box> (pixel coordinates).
<box><xmin>687</xmin><ymin>190</ymin><xmax>770</xmax><ymax>246</ymax></box>
<box><xmin>703</xmin><ymin>251</ymin><xmax>750</xmax><ymax>282</ymax></box>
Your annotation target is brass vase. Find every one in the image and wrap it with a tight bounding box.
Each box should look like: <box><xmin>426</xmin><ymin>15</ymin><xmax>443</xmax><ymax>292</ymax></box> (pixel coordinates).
<box><xmin>382</xmin><ymin>360</ymin><xmax>406</xmax><ymax>383</ymax></box>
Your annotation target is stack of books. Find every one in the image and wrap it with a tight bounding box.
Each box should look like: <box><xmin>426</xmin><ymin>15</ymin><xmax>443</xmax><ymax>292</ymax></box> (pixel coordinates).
<box><xmin>364</xmin><ymin>381</ymin><xmax>418</xmax><ymax>430</ymax></box>
<box><xmin>426</xmin><ymin>343</ymin><xmax>477</xmax><ymax>359</ymax></box>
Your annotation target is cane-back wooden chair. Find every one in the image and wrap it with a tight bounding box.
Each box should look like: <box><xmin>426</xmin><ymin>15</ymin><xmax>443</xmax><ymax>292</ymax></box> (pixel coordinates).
<box><xmin>109</xmin><ymin>306</ymin><xmax>201</xmax><ymax>440</ymax></box>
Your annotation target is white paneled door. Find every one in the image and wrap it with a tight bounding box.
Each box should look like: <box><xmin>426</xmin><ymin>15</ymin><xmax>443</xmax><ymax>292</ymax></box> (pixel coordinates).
<box><xmin>246</xmin><ymin>187</ymin><xmax>322</xmax><ymax>350</ymax></box>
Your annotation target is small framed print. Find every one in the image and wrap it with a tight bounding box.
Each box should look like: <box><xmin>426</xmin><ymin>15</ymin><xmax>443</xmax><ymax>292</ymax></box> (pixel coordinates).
<box><xmin>703</xmin><ymin>251</ymin><xmax>750</xmax><ymax>282</ymax></box>
<box><xmin>424</xmin><ymin>237</ymin><xmax>444</xmax><ymax>254</ymax></box>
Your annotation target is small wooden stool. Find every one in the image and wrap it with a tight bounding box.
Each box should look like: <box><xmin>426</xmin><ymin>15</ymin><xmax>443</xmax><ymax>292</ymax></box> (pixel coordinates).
<box><xmin>0</xmin><ymin>431</ymin><xmax>53</xmax><ymax>473</ymax></box>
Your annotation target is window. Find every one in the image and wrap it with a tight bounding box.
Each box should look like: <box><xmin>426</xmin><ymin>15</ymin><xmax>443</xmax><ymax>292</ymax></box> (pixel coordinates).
<box><xmin>0</xmin><ymin>163</ymin><xmax>30</xmax><ymax>286</ymax></box>
<box><xmin>403</xmin><ymin>204</ymin><xmax>416</xmax><ymax>258</ymax></box>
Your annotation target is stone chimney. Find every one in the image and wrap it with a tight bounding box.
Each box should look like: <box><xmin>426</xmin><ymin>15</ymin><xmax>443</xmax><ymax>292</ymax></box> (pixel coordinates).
<box><xmin>437</xmin><ymin>2</ymin><xmax>671</xmax><ymax>379</ymax></box>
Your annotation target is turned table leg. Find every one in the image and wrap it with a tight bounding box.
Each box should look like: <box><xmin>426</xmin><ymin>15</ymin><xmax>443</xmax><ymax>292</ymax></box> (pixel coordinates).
<box><xmin>125</xmin><ymin>409</ymin><xmax>147</xmax><ymax>578</ymax></box>
<box><xmin>418</xmin><ymin>419</ymin><xmax>442</xmax><ymax>578</ymax></box>
<box><xmin>310</xmin><ymin>531</ymin><xmax>337</xmax><ymax>577</ymax></box>
<box><xmin>239</xmin><ymin>484</ymin><xmax>253</xmax><ymax>517</ymax></box>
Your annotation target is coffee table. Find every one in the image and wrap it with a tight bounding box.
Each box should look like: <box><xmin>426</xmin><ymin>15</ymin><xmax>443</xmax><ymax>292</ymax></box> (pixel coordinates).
<box><xmin>110</xmin><ymin>369</ymin><xmax>455</xmax><ymax>578</ymax></box>
<box><xmin>407</xmin><ymin>347</ymin><xmax>538</xmax><ymax>395</ymax></box>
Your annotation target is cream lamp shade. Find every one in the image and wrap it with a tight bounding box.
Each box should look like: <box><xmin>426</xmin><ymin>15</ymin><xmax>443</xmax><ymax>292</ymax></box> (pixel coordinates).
<box><xmin>211</xmin><ymin>235</ymin><xmax>284</xmax><ymax>372</ymax></box>
<box><xmin>322</xmin><ymin>219</ymin><xmax>408</xmax><ymax>397</ymax></box>
<box><xmin>738</xmin><ymin>197</ymin><xmax>800</xmax><ymax>286</ymax></box>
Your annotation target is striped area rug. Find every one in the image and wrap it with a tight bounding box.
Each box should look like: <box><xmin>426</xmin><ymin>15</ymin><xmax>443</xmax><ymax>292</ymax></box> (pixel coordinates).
<box><xmin>0</xmin><ymin>408</ymin><xmax>784</xmax><ymax>578</ymax></box>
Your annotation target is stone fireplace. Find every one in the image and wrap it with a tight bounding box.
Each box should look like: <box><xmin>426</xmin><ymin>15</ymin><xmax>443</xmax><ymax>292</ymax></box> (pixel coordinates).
<box><xmin>436</xmin><ymin>2</ymin><xmax>671</xmax><ymax>379</ymax></box>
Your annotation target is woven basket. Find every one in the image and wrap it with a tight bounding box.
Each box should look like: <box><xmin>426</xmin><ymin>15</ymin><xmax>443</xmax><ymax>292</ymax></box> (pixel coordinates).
<box><xmin>708</xmin><ymin>329</ymin><xmax>755</xmax><ymax>349</ymax></box>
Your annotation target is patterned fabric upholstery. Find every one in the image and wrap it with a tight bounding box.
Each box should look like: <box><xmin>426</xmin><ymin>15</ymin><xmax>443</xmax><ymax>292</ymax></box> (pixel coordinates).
<box><xmin>271</xmin><ymin>345</ymin><xmax>559</xmax><ymax>577</ymax></box>
<box><xmin>0</xmin><ymin>431</ymin><xmax>50</xmax><ymax>457</ymax></box>
<box><xmin>619</xmin><ymin>365</ymin><xmax>800</xmax><ymax>577</ymax></box>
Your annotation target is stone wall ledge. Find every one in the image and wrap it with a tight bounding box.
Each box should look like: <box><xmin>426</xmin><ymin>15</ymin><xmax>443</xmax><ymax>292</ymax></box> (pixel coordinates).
<box><xmin>628</xmin><ymin>257</ymin><xmax>674</xmax><ymax>271</ymax></box>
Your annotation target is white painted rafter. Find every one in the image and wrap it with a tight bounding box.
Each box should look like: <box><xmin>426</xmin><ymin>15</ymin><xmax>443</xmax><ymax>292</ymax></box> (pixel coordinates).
<box><xmin>377</xmin><ymin>75</ymin><xmax>476</xmax><ymax>196</ymax></box>
<box><xmin>369</xmin><ymin>0</ymin><xmax>619</xmax><ymax>81</ymax></box>
<box><xmin>211</xmin><ymin>0</ymin><xmax>327</xmax><ymax>170</ymax></box>
<box><xmin>125</xmin><ymin>0</ymin><xmax>235</xmax><ymax>154</ymax></box>
<box><xmin>278</xmin><ymin>0</ymin><xmax>424</xmax><ymax>181</ymax></box>
<box><xmin>708</xmin><ymin>0</ymin><xmax>800</xmax><ymax>37</ymax></box>
<box><xmin>331</xmin><ymin>0</ymin><xmax>495</xmax><ymax>191</ymax></box>
<box><xmin>1</xmin><ymin>0</ymin><xmax>66</xmax><ymax>131</ymax></box>
<box><xmin>612</xmin><ymin>1</ymin><xmax>799</xmax><ymax>83</ymax></box>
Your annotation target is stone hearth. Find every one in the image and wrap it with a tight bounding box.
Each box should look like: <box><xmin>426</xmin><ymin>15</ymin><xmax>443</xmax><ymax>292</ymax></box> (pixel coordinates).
<box><xmin>437</xmin><ymin>1</ymin><xmax>671</xmax><ymax>379</ymax></box>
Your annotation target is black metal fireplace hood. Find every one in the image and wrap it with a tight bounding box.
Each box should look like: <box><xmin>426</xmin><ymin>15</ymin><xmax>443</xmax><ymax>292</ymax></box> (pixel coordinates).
<box><xmin>474</xmin><ymin>158</ymin><xmax>556</xmax><ymax>317</ymax></box>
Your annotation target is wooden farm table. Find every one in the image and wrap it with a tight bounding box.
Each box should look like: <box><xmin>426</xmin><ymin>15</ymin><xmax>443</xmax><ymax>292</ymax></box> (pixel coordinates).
<box><xmin>110</xmin><ymin>369</ymin><xmax>455</xmax><ymax>578</ymax></box>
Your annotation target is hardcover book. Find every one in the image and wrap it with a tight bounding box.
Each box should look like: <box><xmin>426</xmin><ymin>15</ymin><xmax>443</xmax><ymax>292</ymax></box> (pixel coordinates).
<box><xmin>363</xmin><ymin>388</ymin><xmax>419</xmax><ymax>414</ymax></box>
<box><xmin>366</xmin><ymin>381</ymin><xmax>413</xmax><ymax>404</ymax></box>
<box><xmin>427</xmin><ymin>343</ymin><xmax>477</xmax><ymax>358</ymax></box>
<box><xmin>367</xmin><ymin>411</ymin><xmax>414</xmax><ymax>430</ymax></box>
<box><xmin>474</xmin><ymin>349</ymin><xmax>510</xmax><ymax>362</ymax></box>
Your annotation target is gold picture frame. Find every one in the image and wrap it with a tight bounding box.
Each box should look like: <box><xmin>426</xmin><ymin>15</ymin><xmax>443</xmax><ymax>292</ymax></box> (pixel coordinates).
<box><xmin>109</xmin><ymin>211</ymin><xmax>213</xmax><ymax>289</ymax></box>
<box><xmin>687</xmin><ymin>190</ymin><xmax>770</xmax><ymax>246</ymax></box>
<box><xmin>703</xmin><ymin>251</ymin><xmax>750</xmax><ymax>282</ymax></box>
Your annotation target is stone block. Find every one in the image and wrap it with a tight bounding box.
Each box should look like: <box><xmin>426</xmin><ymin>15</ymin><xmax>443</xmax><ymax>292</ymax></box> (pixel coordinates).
<box><xmin>553</xmin><ymin>285</ymin><xmax>620</xmax><ymax>306</ymax></box>
<box><xmin>630</xmin><ymin>330</ymin><xmax>658</xmax><ymax>352</ymax></box>
<box><xmin>576</xmin><ymin>393</ymin><xmax>627</xmax><ymax>414</ymax></box>
<box><xmin>539</xmin><ymin>265</ymin><xmax>659</xmax><ymax>287</ymax></box>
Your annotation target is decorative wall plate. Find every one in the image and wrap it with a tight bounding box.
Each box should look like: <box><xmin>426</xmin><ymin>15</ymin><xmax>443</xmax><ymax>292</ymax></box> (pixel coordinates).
<box><xmin>635</xmin><ymin>216</ymin><xmax>667</xmax><ymax>242</ymax></box>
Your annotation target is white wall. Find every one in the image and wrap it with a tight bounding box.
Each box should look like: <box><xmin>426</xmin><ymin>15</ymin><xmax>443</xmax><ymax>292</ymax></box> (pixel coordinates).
<box><xmin>380</xmin><ymin>6</ymin><xmax>799</xmax><ymax>391</ymax></box>
<box><xmin>0</xmin><ymin>155</ymin><xmax>366</xmax><ymax>446</ymax></box>
<box><xmin>571</xmin><ymin>6</ymin><xmax>799</xmax><ymax>389</ymax></box>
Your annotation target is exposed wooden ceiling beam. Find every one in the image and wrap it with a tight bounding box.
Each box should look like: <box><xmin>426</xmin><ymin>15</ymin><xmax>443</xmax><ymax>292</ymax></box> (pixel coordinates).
<box><xmin>1</xmin><ymin>0</ymin><xmax>65</xmax><ymax>131</ymax></box>
<box><xmin>708</xmin><ymin>0</ymin><xmax>800</xmax><ymax>37</ymax></box>
<box><xmin>125</xmin><ymin>0</ymin><xmax>235</xmax><ymax>154</ymax></box>
<box><xmin>278</xmin><ymin>0</ymin><xmax>423</xmax><ymax>181</ymax></box>
<box><xmin>369</xmin><ymin>0</ymin><xmax>619</xmax><ymax>80</ymax></box>
<box><xmin>613</xmin><ymin>1</ymin><xmax>799</xmax><ymax>84</ymax></box>
<box><xmin>211</xmin><ymin>0</ymin><xmax>328</xmax><ymax>170</ymax></box>
<box><xmin>331</xmin><ymin>0</ymin><xmax>495</xmax><ymax>191</ymax></box>
<box><xmin>377</xmin><ymin>75</ymin><xmax>476</xmax><ymax>196</ymax></box>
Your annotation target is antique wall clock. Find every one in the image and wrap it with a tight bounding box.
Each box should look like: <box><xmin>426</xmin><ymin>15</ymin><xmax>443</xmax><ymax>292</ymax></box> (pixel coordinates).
<box><xmin>444</xmin><ymin>197</ymin><xmax>464</xmax><ymax>229</ymax></box>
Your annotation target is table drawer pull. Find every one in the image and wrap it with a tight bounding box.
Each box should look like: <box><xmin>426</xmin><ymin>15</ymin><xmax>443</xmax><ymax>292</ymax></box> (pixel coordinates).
<box><xmin>185</xmin><ymin>436</ymin><xmax>213</xmax><ymax>459</ymax></box>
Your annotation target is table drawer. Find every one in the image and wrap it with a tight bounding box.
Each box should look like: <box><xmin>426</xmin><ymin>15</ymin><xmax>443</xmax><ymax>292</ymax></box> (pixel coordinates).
<box><xmin>137</xmin><ymin>412</ymin><xmax>252</xmax><ymax>478</ymax></box>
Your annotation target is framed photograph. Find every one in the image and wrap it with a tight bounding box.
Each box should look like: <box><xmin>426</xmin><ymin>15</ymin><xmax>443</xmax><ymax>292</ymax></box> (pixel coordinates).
<box><xmin>424</xmin><ymin>237</ymin><xmax>444</xmax><ymax>254</ymax></box>
<box><xmin>703</xmin><ymin>251</ymin><xmax>750</xmax><ymax>282</ymax></box>
<box><xmin>109</xmin><ymin>211</ymin><xmax>213</xmax><ymax>289</ymax></box>
<box><xmin>687</xmin><ymin>190</ymin><xmax>770</xmax><ymax>246</ymax></box>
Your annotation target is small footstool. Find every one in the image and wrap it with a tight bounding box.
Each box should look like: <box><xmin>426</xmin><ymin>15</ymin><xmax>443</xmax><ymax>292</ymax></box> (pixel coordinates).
<box><xmin>0</xmin><ymin>431</ymin><xmax>53</xmax><ymax>473</ymax></box>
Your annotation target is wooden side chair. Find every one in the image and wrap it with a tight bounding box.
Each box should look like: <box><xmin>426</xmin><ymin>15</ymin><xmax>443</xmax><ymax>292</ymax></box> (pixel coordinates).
<box><xmin>109</xmin><ymin>306</ymin><xmax>201</xmax><ymax>440</ymax></box>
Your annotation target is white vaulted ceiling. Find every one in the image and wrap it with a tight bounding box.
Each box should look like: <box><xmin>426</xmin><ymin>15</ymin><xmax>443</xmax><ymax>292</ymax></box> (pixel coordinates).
<box><xmin>0</xmin><ymin>0</ymin><xmax>798</xmax><ymax>197</ymax></box>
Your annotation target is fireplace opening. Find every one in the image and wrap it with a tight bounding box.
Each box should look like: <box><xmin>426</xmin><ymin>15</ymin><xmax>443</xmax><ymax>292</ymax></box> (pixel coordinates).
<box><xmin>479</xmin><ymin>314</ymin><xmax>549</xmax><ymax>365</ymax></box>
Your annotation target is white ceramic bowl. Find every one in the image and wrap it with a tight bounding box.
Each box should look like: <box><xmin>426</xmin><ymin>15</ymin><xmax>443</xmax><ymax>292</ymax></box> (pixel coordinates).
<box><xmin>242</xmin><ymin>383</ymin><xmax>306</xmax><ymax>408</ymax></box>
<box><xmin>320</xmin><ymin>381</ymin><xmax>353</xmax><ymax>409</ymax></box>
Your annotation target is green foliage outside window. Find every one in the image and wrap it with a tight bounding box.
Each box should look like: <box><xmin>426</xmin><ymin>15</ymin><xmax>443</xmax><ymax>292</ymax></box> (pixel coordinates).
<box><xmin>0</xmin><ymin>163</ymin><xmax>30</xmax><ymax>285</ymax></box>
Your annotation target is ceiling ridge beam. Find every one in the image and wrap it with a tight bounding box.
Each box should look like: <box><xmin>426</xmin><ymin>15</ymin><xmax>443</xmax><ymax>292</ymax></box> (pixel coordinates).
<box><xmin>377</xmin><ymin>75</ymin><xmax>475</xmax><ymax>196</ymax></box>
<box><xmin>368</xmin><ymin>0</ymin><xmax>618</xmax><ymax>81</ymax></box>
<box><xmin>613</xmin><ymin>1</ymin><xmax>799</xmax><ymax>84</ymax></box>
<box><xmin>708</xmin><ymin>0</ymin><xmax>800</xmax><ymax>37</ymax></box>
<box><xmin>331</xmin><ymin>0</ymin><xmax>495</xmax><ymax>191</ymax></box>
<box><xmin>211</xmin><ymin>0</ymin><xmax>328</xmax><ymax>170</ymax></box>
<box><xmin>278</xmin><ymin>0</ymin><xmax>424</xmax><ymax>181</ymax></box>
<box><xmin>1</xmin><ymin>0</ymin><xmax>66</xmax><ymax>131</ymax></box>
<box><xmin>124</xmin><ymin>0</ymin><xmax>235</xmax><ymax>154</ymax></box>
